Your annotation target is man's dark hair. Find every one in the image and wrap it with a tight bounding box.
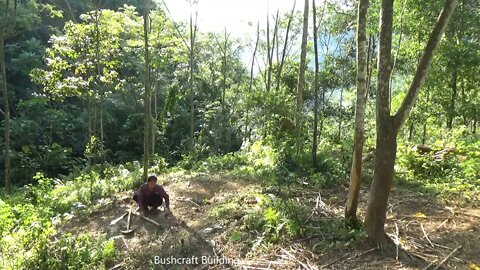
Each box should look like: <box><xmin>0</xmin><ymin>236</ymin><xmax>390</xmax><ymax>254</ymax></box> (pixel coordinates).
<box><xmin>147</xmin><ymin>175</ymin><xmax>157</xmax><ymax>182</ymax></box>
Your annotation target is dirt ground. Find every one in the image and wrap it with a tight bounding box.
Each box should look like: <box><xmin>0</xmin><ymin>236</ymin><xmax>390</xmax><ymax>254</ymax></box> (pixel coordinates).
<box><xmin>59</xmin><ymin>172</ymin><xmax>480</xmax><ymax>270</ymax></box>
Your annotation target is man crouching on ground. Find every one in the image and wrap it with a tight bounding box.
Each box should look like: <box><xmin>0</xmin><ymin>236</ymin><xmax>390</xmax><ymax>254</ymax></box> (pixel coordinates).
<box><xmin>133</xmin><ymin>175</ymin><xmax>170</xmax><ymax>216</ymax></box>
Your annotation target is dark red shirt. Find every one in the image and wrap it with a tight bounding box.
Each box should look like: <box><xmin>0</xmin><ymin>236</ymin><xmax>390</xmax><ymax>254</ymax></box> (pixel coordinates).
<box><xmin>137</xmin><ymin>183</ymin><xmax>170</xmax><ymax>210</ymax></box>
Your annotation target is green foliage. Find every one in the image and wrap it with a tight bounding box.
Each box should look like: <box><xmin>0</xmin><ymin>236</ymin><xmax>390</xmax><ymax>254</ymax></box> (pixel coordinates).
<box><xmin>210</xmin><ymin>191</ymin><xmax>366</xmax><ymax>254</ymax></box>
<box><xmin>21</xmin><ymin>233</ymin><xmax>115</xmax><ymax>270</ymax></box>
<box><xmin>0</xmin><ymin>161</ymin><xmax>148</xmax><ymax>268</ymax></box>
<box><xmin>397</xmin><ymin>131</ymin><xmax>480</xmax><ymax>205</ymax></box>
<box><xmin>241</xmin><ymin>193</ymin><xmax>307</xmax><ymax>245</ymax></box>
<box><xmin>180</xmin><ymin>152</ymin><xmax>248</xmax><ymax>172</ymax></box>
<box><xmin>308</xmin><ymin>219</ymin><xmax>367</xmax><ymax>251</ymax></box>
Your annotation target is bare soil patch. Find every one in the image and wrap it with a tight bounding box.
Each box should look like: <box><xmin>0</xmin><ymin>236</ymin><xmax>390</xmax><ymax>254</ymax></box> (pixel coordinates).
<box><xmin>58</xmin><ymin>173</ymin><xmax>480</xmax><ymax>269</ymax></box>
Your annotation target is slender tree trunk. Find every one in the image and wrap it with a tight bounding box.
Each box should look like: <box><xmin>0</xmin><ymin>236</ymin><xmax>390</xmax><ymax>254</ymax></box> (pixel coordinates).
<box><xmin>244</xmin><ymin>22</ymin><xmax>260</xmax><ymax>144</ymax></box>
<box><xmin>422</xmin><ymin>88</ymin><xmax>429</xmax><ymax>144</ymax></box>
<box><xmin>422</xmin><ymin>122</ymin><xmax>427</xmax><ymax>144</ymax></box>
<box><xmin>267</xmin><ymin>10</ymin><xmax>279</xmax><ymax>93</ymax></box>
<box><xmin>295</xmin><ymin>0</ymin><xmax>309</xmax><ymax>149</ymax></box>
<box><xmin>93</xmin><ymin>7</ymin><xmax>104</xmax><ymax>164</ymax></box>
<box><xmin>276</xmin><ymin>0</ymin><xmax>296</xmax><ymax>92</ymax></box>
<box><xmin>0</xmin><ymin>36</ymin><xmax>11</xmax><ymax>192</ymax></box>
<box><xmin>221</xmin><ymin>29</ymin><xmax>229</xmax><ymax>152</ymax></box>
<box><xmin>312</xmin><ymin>0</ymin><xmax>320</xmax><ymax>168</ymax></box>
<box><xmin>87</xmin><ymin>97</ymin><xmax>93</xmax><ymax>167</ymax></box>
<box><xmin>143</xmin><ymin>0</ymin><xmax>151</xmax><ymax>181</ymax></box>
<box><xmin>365</xmin><ymin>0</ymin><xmax>458</xmax><ymax>246</ymax></box>
<box><xmin>152</xmin><ymin>81</ymin><xmax>157</xmax><ymax>155</ymax></box>
<box><xmin>460</xmin><ymin>77</ymin><xmax>467</xmax><ymax>125</ymax></box>
<box><xmin>345</xmin><ymin>0</ymin><xmax>369</xmax><ymax>226</ymax></box>
<box><xmin>447</xmin><ymin>68</ymin><xmax>457</xmax><ymax>129</ymax></box>
<box><xmin>189</xmin><ymin>0</ymin><xmax>197</xmax><ymax>152</ymax></box>
<box><xmin>365</xmin><ymin>35</ymin><xmax>375</xmax><ymax>99</ymax></box>
<box><xmin>473</xmin><ymin>110</ymin><xmax>477</xmax><ymax>134</ymax></box>
<box><xmin>408</xmin><ymin>123</ymin><xmax>414</xmax><ymax>141</ymax></box>
<box><xmin>337</xmin><ymin>87</ymin><xmax>344</xmax><ymax>142</ymax></box>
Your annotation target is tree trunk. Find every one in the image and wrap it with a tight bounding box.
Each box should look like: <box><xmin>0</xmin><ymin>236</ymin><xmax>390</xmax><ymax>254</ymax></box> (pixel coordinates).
<box><xmin>312</xmin><ymin>0</ymin><xmax>320</xmax><ymax>168</ymax></box>
<box><xmin>473</xmin><ymin>110</ymin><xmax>477</xmax><ymax>134</ymax></box>
<box><xmin>337</xmin><ymin>87</ymin><xmax>344</xmax><ymax>142</ymax></box>
<box><xmin>143</xmin><ymin>0</ymin><xmax>151</xmax><ymax>181</ymax></box>
<box><xmin>365</xmin><ymin>35</ymin><xmax>375</xmax><ymax>99</ymax></box>
<box><xmin>408</xmin><ymin>122</ymin><xmax>414</xmax><ymax>141</ymax></box>
<box><xmin>93</xmin><ymin>7</ymin><xmax>104</xmax><ymax>164</ymax></box>
<box><xmin>345</xmin><ymin>0</ymin><xmax>369</xmax><ymax>226</ymax></box>
<box><xmin>365</xmin><ymin>122</ymin><xmax>397</xmax><ymax>245</ymax></box>
<box><xmin>152</xmin><ymin>82</ymin><xmax>157</xmax><ymax>155</ymax></box>
<box><xmin>0</xmin><ymin>36</ymin><xmax>11</xmax><ymax>192</ymax></box>
<box><xmin>422</xmin><ymin>88</ymin><xmax>430</xmax><ymax>144</ymax></box>
<box><xmin>189</xmin><ymin>0</ymin><xmax>197</xmax><ymax>152</ymax></box>
<box><xmin>447</xmin><ymin>68</ymin><xmax>457</xmax><ymax>129</ymax></box>
<box><xmin>221</xmin><ymin>29</ymin><xmax>229</xmax><ymax>152</ymax></box>
<box><xmin>267</xmin><ymin>10</ymin><xmax>279</xmax><ymax>93</ymax></box>
<box><xmin>276</xmin><ymin>0</ymin><xmax>296</xmax><ymax>92</ymax></box>
<box><xmin>87</xmin><ymin>97</ymin><xmax>93</xmax><ymax>167</ymax></box>
<box><xmin>244</xmin><ymin>22</ymin><xmax>260</xmax><ymax>144</ymax></box>
<box><xmin>365</xmin><ymin>0</ymin><xmax>458</xmax><ymax>246</ymax></box>
<box><xmin>295</xmin><ymin>0</ymin><xmax>309</xmax><ymax>148</ymax></box>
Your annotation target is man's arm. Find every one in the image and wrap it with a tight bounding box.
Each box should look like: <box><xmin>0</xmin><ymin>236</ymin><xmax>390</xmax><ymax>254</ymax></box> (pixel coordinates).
<box><xmin>156</xmin><ymin>185</ymin><xmax>170</xmax><ymax>209</ymax></box>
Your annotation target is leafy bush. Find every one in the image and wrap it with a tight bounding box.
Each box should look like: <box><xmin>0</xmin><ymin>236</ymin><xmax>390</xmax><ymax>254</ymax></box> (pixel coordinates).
<box><xmin>0</xmin><ymin>160</ymin><xmax>148</xmax><ymax>269</ymax></box>
<box><xmin>22</xmin><ymin>233</ymin><xmax>116</xmax><ymax>270</ymax></box>
<box><xmin>397</xmin><ymin>137</ymin><xmax>480</xmax><ymax>205</ymax></box>
<box><xmin>241</xmin><ymin>193</ymin><xmax>307</xmax><ymax>244</ymax></box>
<box><xmin>307</xmin><ymin>218</ymin><xmax>367</xmax><ymax>251</ymax></box>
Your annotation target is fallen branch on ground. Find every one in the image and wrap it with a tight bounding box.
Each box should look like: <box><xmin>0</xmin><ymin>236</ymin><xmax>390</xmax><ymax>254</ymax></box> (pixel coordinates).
<box><xmin>420</xmin><ymin>223</ymin><xmax>434</xmax><ymax>248</ymax></box>
<box><xmin>427</xmin><ymin>245</ymin><xmax>462</xmax><ymax>270</ymax></box>
<box><xmin>131</xmin><ymin>212</ymin><xmax>161</xmax><ymax>227</ymax></box>
<box><xmin>397</xmin><ymin>215</ymin><xmax>452</xmax><ymax>220</ymax></box>
<box><xmin>280</xmin><ymin>248</ymin><xmax>316</xmax><ymax>270</ymax></box>
<box><xmin>320</xmin><ymin>248</ymin><xmax>377</xmax><ymax>269</ymax></box>
<box><xmin>177</xmin><ymin>196</ymin><xmax>201</xmax><ymax>207</ymax></box>
<box><xmin>108</xmin><ymin>262</ymin><xmax>125</xmax><ymax>270</ymax></box>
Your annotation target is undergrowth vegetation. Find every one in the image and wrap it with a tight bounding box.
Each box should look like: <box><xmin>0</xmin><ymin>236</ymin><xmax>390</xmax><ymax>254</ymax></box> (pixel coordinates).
<box><xmin>1</xmin><ymin>128</ymin><xmax>478</xmax><ymax>268</ymax></box>
<box><xmin>397</xmin><ymin>131</ymin><xmax>480</xmax><ymax>205</ymax></box>
<box><xmin>0</xmin><ymin>162</ymin><xmax>145</xmax><ymax>269</ymax></box>
<box><xmin>209</xmin><ymin>191</ymin><xmax>366</xmax><ymax>255</ymax></box>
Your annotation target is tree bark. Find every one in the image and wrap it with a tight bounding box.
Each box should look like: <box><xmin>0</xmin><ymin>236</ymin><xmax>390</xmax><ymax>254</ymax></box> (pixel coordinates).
<box><xmin>221</xmin><ymin>29</ymin><xmax>229</xmax><ymax>152</ymax></box>
<box><xmin>473</xmin><ymin>109</ymin><xmax>477</xmax><ymax>134</ymax></box>
<box><xmin>295</xmin><ymin>0</ymin><xmax>309</xmax><ymax>146</ymax></box>
<box><xmin>189</xmin><ymin>0</ymin><xmax>198</xmax><ymax>152</ymax></box>
<box><xmin>312</xmin><ymin>0</ymin><xmax>320</xmax><ymax>168</ymax></box>
<box><xmin>337</xmin><ymin>87</ymin><xmax>344</xmax><ymax>142</ymax></box>
<box><xmin>93</xmin><ymin>5</ymin><xmax>105</xmax><ymax>164</ymax></box>
<box><xmin>421</xmin><ymin>88</ymin><xmax>430</xmax><ymax>144</ymax></box>
<box><xmin>143</xmin><ymin>0</ymin><xmax>151</xmax><ymax>181</ymax></box>
<box><xmin>345</xmin><ymin>0</ymin><xmax>369</xmax><ymax>226</ymax></box>
<box><xmin>408</xmin><ymin>122</ymin><xmax>414</xmax><ymax>141</ymax></box>
<box><xmin>276</xmin><ymin>0</ymin><xmax>296</xmax><ymax>92</ymax></box>
<box><xmin>447</xmin><ymin>68</ymin><xmax>457</xmax><ymax>129</ymax></box>
<box><xmin>365</xmin><ymin>0</ymin><xmax>458</xmax><ymax>245</ymax></box>
<box><xmin>267</xmin><ymin>10</ymin><xmax>279</xmax><ymax>93</ymax></box>
<box><xmin>365</xmin><ymin>121</ymin><xmax>397</xmax><ymax>244</ymax></box>
<box><xmin>393</xmin><ymin>0</ymin><xmax>459</xmax><ymax>131</ymax></box>
<box><xmin>0</xmin><ymin>36</ymin><xmax>11</xmax><ymax>192</ymax></box>
<box><xmin>244</xmin><ymin>22</ymin><xmax>260</xmax><ymax>144</ymax></box>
